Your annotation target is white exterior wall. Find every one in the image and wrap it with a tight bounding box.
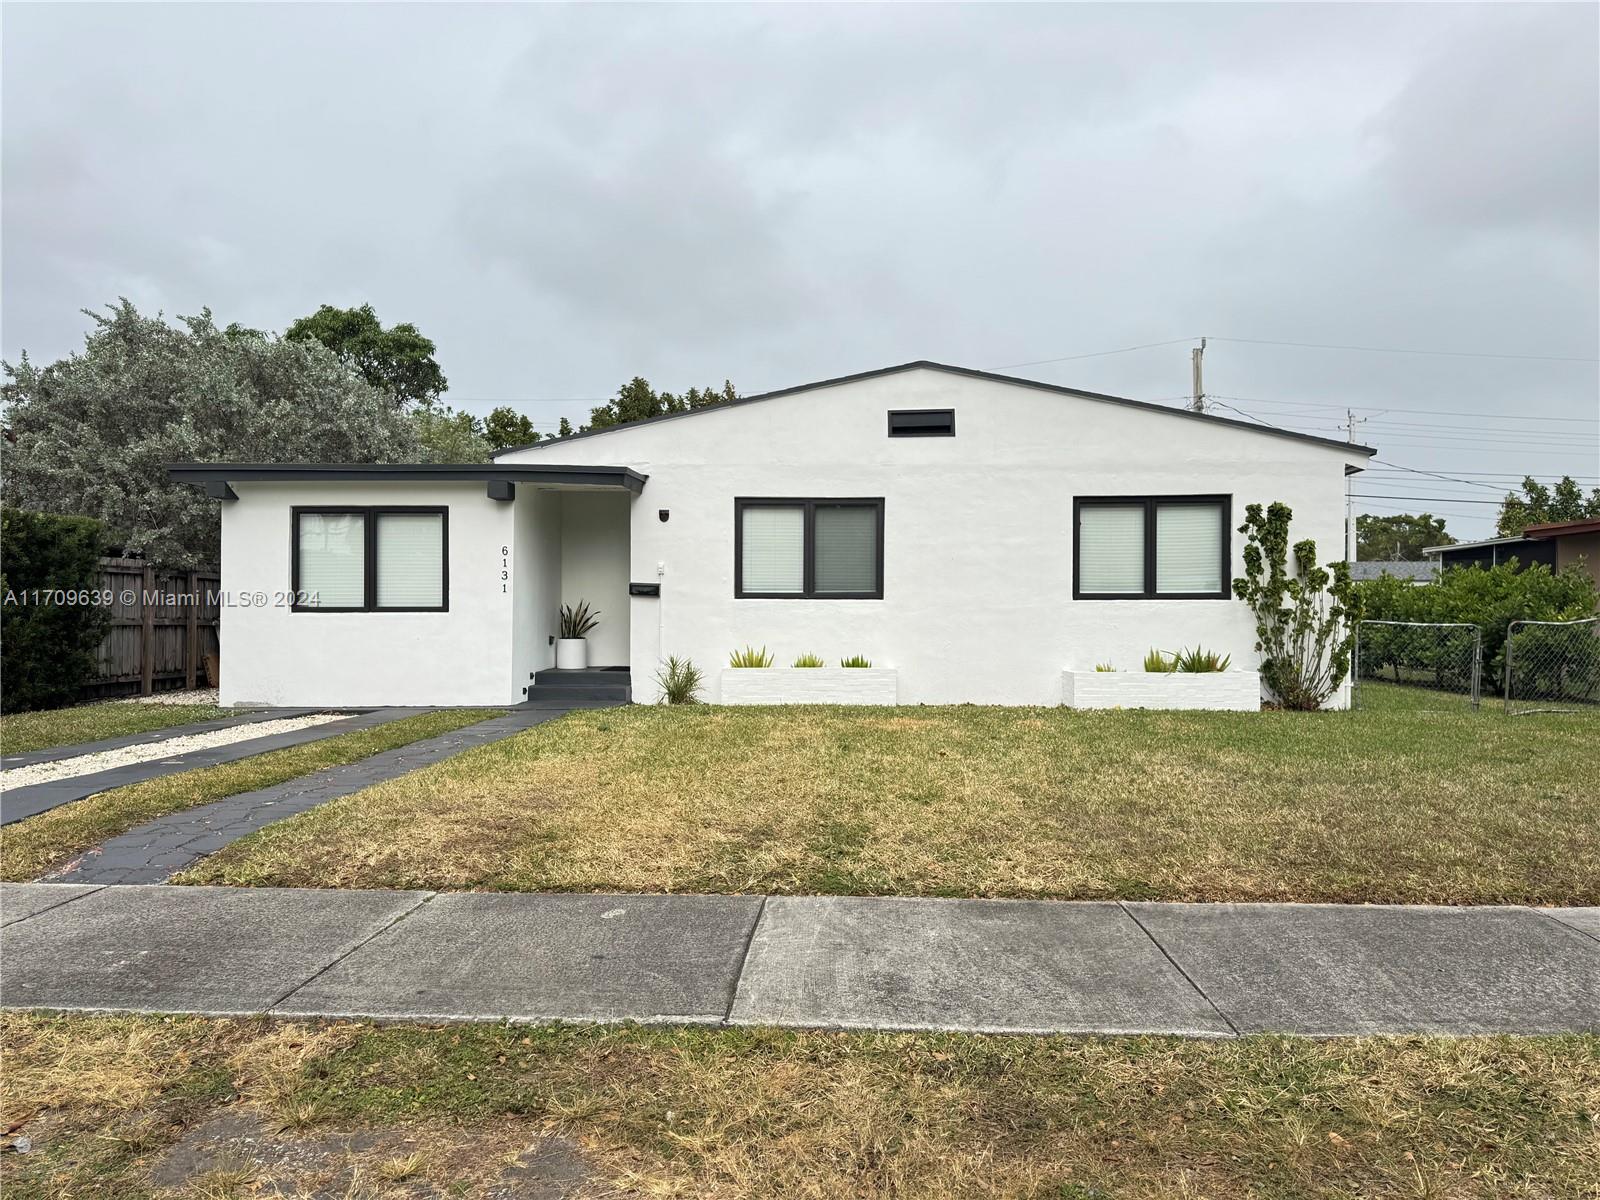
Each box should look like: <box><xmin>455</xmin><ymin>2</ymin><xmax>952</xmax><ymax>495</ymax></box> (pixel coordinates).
<box><xmin>511</xmin><ymin>488</ymin><xmax>562</xmax><ymax>694</ymax></box>
<box><xmin>220</xmin><ymin>481</ymin><xmax>519</xmax><ymax>707</ymax></box>
<box><xmin>505</xmin><ymin>367</ymin><xmax>1364</xmax><ymax>705</ymax></box>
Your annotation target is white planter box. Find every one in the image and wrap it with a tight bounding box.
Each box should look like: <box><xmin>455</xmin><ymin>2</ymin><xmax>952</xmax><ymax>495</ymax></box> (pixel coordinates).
<box><xmin>720</xmin><ymin>668</ymin><xmax>898</xmax><ymax>705</ymax></box>
<box><xmin>1061</xmin><ymin>669</ymin><xmax>1262</xmax><ymax>711</ymax></box>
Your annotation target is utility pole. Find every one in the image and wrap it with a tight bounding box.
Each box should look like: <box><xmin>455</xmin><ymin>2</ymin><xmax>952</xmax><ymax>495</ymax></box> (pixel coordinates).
<box><xmin>1341</xmin><ymin>407</ymin><xmax>1368</xmax><ymax>561</ymax></box>
<box><xmin>1189</xmin><ymin>338</ymin><xmax>1206</xmax><ymax>413</ymax></box>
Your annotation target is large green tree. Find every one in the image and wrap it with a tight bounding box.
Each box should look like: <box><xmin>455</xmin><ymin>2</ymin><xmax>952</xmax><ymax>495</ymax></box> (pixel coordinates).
<box><xmin>1</xmin><ymin>301</ymin><xmax>418</xmax><ymax>564</ymax></box>
<box><xmin>583</xmin><ymin>378</ymin><xmax>737</xmax><ymax>432</ymax></box>
<box><xmin>1355</xmin><ymin>512</ymin><xmax>1453</xmax><ymax>560</ymax></box>
<box><xmin>285</xmin><ymin>303</ymin><xmax>447</xmax><ymax>406</ymax></box>
<box><xmin>1496</xmin><ymin>475</ymin><xmax>1600</xmax><ymax>536</ymax></box>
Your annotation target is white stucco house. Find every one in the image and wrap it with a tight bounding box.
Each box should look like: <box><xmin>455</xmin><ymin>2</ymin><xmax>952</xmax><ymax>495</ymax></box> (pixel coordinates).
<box><xmin>170</xmin><ymin>361</ymin><xmax>1374</xmax><ymax>709</ymax></box>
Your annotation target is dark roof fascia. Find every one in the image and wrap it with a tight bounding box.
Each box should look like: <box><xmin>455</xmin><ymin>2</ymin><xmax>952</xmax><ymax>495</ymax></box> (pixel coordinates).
<box><xmin>167</xmin><ymin>464</ymin><xmax>648</xmax><ymax>493</ymax></box>
<box><xmin>491</xmin><ymin>360</ymin><xmax>1378</xmax><ymax>460</ymax></box>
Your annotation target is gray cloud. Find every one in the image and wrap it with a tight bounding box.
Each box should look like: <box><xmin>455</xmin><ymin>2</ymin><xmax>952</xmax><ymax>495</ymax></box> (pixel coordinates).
<box><xmin>4</xmin><ymin>2</ymin><xmax>1595</xmax><ymax>537</ymax></box>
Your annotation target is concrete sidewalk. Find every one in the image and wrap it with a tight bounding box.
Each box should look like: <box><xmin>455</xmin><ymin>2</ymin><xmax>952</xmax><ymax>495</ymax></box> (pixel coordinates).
<box><xmin>3</xmin><ymin>884</ymin><xmax>1596</xmax><ymax>1036</ymax></box>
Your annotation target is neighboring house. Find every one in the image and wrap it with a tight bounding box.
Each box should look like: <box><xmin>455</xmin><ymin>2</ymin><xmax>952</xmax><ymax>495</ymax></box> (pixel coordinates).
<box><xmin>1348</xmin><ymin>560</ymin><xmax>1437</xmax><ymax>583</ymax></box>
<box><xmin>1424</xmin><ymin>519</ymin><xmax>1599</xmax><ymax>586</ymax></box>
<box><xmin>170</xmin><ymin>361</ymin><xmax>1374</xmax><ymax>707</ymax></box>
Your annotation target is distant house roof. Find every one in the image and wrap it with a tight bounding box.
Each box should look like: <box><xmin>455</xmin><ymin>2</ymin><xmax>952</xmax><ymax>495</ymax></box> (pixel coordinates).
<box><xmin>1423</xmin><ymin>535</ymin><xmax>1530</xmax><ymax>556</ymax></box>
<box><xmin>1524</xmin><ymin>518</ymin><xmax>1600</xmax><ymax>539</ymax></box>
<box><xmin>494</xmin><ymin>360</ymin><xmax>1378</xmax><ymax>466</ymax></box>
<box><xmin>1348</xmin><ymin>560</ymin><xmax>1438</xmax><ymax>582</ymax></box>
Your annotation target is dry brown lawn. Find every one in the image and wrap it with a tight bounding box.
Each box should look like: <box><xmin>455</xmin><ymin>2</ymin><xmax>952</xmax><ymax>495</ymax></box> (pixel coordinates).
<box><xmin>3</xmin><ymin>1013</ymin><xmax>1596</xmax><ymax>1199</ymax></box>
<box><xmin>176</xmin><ymin>704</ymin><xmax>1600</xmax><ymax>904</ymax></box>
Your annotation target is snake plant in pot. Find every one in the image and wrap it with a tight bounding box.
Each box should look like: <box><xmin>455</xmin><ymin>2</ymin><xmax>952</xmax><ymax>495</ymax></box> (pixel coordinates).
<box><xmin>557</xmin><ymin>601</ymin><xmax>600</xmax><ymax>669</ymax></box>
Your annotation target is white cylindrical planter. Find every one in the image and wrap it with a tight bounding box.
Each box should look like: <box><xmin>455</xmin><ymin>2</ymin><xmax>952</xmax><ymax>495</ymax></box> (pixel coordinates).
<box><xmin>555</xmin><ymin>638</ymin><xmax>588</xmax><ymax>669</ymax></box>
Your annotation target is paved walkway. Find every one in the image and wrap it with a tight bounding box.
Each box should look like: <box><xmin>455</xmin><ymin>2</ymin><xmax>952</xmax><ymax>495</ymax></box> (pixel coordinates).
<box><xmin>1</xmin><ymin>708</ymin><xmax>427</xmax><ymax>826</ymax></box>
<box><xmin>40</xmin><ymin>708</ymin><xmax>578</xmax><ymax>885</ymax></box>
<box><xmin>2</xmin><ymin>886</ymin><xmax>1595</xmax><ymax>1035</ymax></box>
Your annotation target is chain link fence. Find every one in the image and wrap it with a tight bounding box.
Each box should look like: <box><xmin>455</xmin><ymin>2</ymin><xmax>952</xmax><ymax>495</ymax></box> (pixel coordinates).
<box><xmin>1354</xmin><ymin>621</ymin><xmax>1482</xmax><ymax>712</ymax></box>
<box><xmin>1504</xmin><ymin>617</ymin><xmax>1600</xmax><ymax>715</ymax></box>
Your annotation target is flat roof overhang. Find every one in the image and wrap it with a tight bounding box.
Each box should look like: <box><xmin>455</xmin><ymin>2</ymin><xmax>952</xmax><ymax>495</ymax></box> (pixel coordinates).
<box><xmin>168</xmin><ymin>463</ymin><xmax>647</xmax><ymax>501</ymax></box>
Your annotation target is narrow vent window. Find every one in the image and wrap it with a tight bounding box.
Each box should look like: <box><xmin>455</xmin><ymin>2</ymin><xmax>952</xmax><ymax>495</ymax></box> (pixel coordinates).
<box><xmin>887</xmin><ymin>408</ymin><xmax>955</xmax><ymax>437</ymax></box>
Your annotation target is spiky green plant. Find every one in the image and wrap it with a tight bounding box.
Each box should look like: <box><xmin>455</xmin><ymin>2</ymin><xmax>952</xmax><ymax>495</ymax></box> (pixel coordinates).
<box><xmin>728</xmin><ymin>645</ymin><xmax>775</xmax><ymax>668</ymax></box>
<box><xmin>653</xmin><ymin>655</ymin><xmax>704</xmax><ymax>704</ymax></box>
<box><xmin>1173</xmin><ymin>646</ymin><xmax>1232</xmax><ymax>673</ymax></box>
<box><xmin>1094</xmin><ymin>662</ymin><xmax>1116</xmax><ymax>672</ymax></box>
<box><xmin>792</xmin><ymin>653</ymin><xmax>825</xmax><ymax>668</ymax></box>
<box><xmin>1143</xmin><ymin>648</ymin><xmax>1178</xmax><ymax>673</ymax></box>
<box><xmin>558</xmin><ymin>600</ymin><xmax>600</xmax><ymax>639</ymax></box>
<box><xmin>839</xmin><ymin>655</ymin><xmax>872</xmax><ymax>668</ymax></box>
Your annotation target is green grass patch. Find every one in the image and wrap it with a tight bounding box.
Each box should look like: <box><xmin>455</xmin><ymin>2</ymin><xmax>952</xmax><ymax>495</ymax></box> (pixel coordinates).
<box><xmin>2</xmin><ymin>1014</ymin><xmax>1595</xmax><ymax>1199</ymax></box>
<box><xmin>179</xmin><ymin>703</ymin><xmax>1600</xmax><ymax>905</ymax></box>
<box><xmin>0</xmin><ymin>701</ymin><xmax>229</xmax><ymax>756</ymax></box>
<box><xmin>0</xmin><ymin>709</ymin><xmax>499</xmax><ymax>882</ymax></box>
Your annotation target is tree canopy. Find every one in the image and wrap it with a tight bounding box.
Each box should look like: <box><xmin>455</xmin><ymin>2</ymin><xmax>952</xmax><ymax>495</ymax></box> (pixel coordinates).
<box><xmin>1496</xmin><ymin>475</ymin><xmax>1600</xmax><ymax>536</ymax></box>
<box><xmin>582</xmin><ymin>378</ymin><xmax>737</xmax><ymax>432</ymax></box>
<box><xmin>285</xmin><ymin>303</ymin><xmax>447</xmax><ymax>407</ymax></box>
<box><xmin>1</xmin><ymin>301</ymin><xmax>418</xmax><ymax>565</ymax></box>
<box><xmin>1355</xmin><ymin>512</ymin><xmax>1453</xmax><ymax>561</ymax></box>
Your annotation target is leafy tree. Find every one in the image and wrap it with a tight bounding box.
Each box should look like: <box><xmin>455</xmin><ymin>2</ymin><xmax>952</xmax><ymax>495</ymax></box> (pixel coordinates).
<box><xmin>1496</xmin><ymin>475</ymin><xmax>1600</xmax><ymax>536</ymax></box>
<box><xmin>1355</xmin><ymin>512</ymin><xmax>1453</xmax><ymax>560</ymax></box>
<box><xmin>557</xmin><ymin>417</ymin><xmax>575</xmax><ymax>438</ymax></box>
<box><xmin>584</xmin><ymin>378</ymin><xmax>737</xmax><ymax>432</ymax></box>
<box><xmin>285</xmin><ymin>303</ymin><xmax>447</xmax><ymax>406</ymax></box>
<box><xmin>1</xmin><ymin>301</ymin><xmax>418</xmax><ymax>565</ymax></box>
<box><xmin>1232</xmin><ymin>501</ymin><xmax>1362</xmax><ymax>710</ymax></box>
<box><xmin>484</xmin><ymin>406</ymin><xmax>540</xmax><ymax>451</ymax></box>
<box><xmin>1</xmin><ymin>509</ymin><xmax>112</xmax><ymax>711</ymax></box>
<box><xmin>413</xmin><ymin>404</ymin><xmax>490</xmax><ymax>464</ymax></box>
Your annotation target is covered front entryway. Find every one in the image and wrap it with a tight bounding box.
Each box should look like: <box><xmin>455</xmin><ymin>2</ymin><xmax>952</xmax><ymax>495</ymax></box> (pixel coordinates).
<box><xmin>511</xmin><ymin>485</ymin><xmax>634</xmax><ymax>704</ymax></box>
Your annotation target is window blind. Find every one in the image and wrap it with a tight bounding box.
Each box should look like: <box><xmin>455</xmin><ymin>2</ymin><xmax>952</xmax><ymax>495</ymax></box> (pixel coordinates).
<box><xmin>1077</xmin><ymin>504</ymin><xmax>1146</xmax><ymax>594</ymax></box>
<box><xmin>813</xmin><ymin>504</ymin><xmax>877</xmax><ymax>594</ymax></box>
<box><xmin>741</xmin><ymin>505</ymin><xmax>804</xmax><ymax>593</ymax></box>
<box><xmin>376</xmin><ymin>512</ymin><xmax>445</xmax><ymax>608</ymax></box>
<box><xmin>297</xmin><ymin>513</ymin><xmax>365</xmax><ymax>608</ymax></box>
<box><xmin>1155</xmin><ymin>503</ymin><xmax>1223</xmax><ymax>594</ymax></box>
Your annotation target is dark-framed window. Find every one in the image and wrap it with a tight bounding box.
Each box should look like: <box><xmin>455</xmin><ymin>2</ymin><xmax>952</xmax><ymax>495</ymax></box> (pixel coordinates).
<box><xmin>735</xmin><ymin>498</ymin><xmax>884</xmax><ymax>599</ymax></box>
<box><xmin>1073</xmin><ymin>495</ymin><xmax>1231</xmax><ymax>600</ymax></box>
<box><xmin>888</xmin><ymin>408</ymin><xmax>955</xmax><ymax>437</ymax></box>
<box><xmin>291</xmin><ymin>506</ymin><xmax>449</xmax><ymax>612</ymax></box>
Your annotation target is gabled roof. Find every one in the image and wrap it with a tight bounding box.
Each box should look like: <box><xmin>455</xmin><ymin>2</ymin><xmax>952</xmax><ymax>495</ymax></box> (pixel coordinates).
<box><xmin>1348</xmin><ymin>560</ymin><xmax>1438</xmax><ymax>582</ymax></box>
<box><xmin>1424</xmin><ymin>535</ymin><xmax>1531</xmax><ymax>555</ymax></box>
<box><xmin>493</xmin><ymin>360</ymin><xmax>1378</xmax><ymax>464</ymax></box>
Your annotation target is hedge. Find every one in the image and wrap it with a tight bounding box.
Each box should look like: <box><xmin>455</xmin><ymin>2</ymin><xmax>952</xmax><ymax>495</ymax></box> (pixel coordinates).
<box><xmin>1</xmin><ymin>508</ymin><xmax>111</xmax><ymax>712</ymax></box>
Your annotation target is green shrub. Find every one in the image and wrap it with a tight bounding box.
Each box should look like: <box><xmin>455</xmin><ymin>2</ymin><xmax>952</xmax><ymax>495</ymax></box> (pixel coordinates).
<box><xmin>1142</xmin><ymin>648</ymin><xmax>1177</xmax><ymax>673</ymax></box>
<box><xmin>1173</xmin><ymin>646</ymin><xmax>1232</xmax><ymax>673</ymax></box>
<box><xmin>653</xmin><ymin>655</ymin><xmax>704</xmax><ymax>704</ymax></box>
<box><xmin>1094</xmin><ymin>662</ymin><xmax>1116</xmax><ymax>672</ymax></box>
<box><xmin>1357</xmin><ymin>561</ymin><xmax>1598</xmax><ymax>693</ymax></box>
<box><xmin>840</xmin><ymin>655</ymin><xmax>872</xmax><ymax>668</ymax></box>
<box><xmin>728</xmin><ymin>645</ymin><xmax>775</xmax><ymax>668</ymax></box>
<box><xmin>1</xmin><ymin>509</ymin><xmax>111</xmax><ymax>712</ymax></box>
<box><xmin>792</xmin><ymin>653</ymin><xmax>825</xmax><ymax>668</ymax></box>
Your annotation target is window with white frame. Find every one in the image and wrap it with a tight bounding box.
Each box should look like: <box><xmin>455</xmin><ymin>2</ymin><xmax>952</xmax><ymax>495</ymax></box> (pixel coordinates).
<box><xmin>293</xmin><ymin>507</ymin><xmax>448</xmax><ymax>611</ymax></box>
<box><xmin>735</xmin><ymin>498</ymin><xmax>883</xmax><ymax>598</ymax></box>
<box><xmin>1074</xmin><ymin>496</ymin><xmax>1230</xmax><ymax>599</ymax></box>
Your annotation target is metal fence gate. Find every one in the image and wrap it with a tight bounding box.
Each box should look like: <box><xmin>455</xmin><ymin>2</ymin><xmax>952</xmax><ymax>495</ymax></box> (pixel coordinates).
<box><xmin>1353</xmin><ymin>621</ymin><xmax>1482</xmax><ymax>712</ymax></box>
<box><xmin>1504</xmin><ymin>617</ymin><xmax>1600</xmax><ymax>715</ymax></box>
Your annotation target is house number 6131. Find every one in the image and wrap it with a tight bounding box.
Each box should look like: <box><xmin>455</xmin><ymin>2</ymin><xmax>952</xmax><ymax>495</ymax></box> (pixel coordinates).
<box><xmin>501</xmin><ymin>546</ymin><xmax>509</xmax><ymax>593</ymax></box>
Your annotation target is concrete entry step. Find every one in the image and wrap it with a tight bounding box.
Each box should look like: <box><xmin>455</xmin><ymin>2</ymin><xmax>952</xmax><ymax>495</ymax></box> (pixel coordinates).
<box><xmin>530</xmin><ymin>667</ymin><xmax>630</xmax><ymax>704</ymax></box>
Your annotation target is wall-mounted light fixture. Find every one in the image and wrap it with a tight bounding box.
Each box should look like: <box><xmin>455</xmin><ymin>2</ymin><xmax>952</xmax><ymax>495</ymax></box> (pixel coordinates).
<box><xmin>658</xmin><ymin>509</ymin><xmax>670</xmax><ymax>522</ymax></box>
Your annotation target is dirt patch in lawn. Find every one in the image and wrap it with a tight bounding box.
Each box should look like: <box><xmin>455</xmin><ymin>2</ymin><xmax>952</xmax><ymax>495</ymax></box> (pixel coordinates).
<box><xmin>177</xmin><ymin>704</ymin><xmax>1600</xmax><ymax>905</ymax></box>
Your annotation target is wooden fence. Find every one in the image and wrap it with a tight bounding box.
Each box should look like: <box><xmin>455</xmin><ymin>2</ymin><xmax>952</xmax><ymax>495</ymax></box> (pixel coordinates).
<box><xmin>87</xmin><ymin>559</ymin><xmax>221</xmax><ymax>699</ymax></box>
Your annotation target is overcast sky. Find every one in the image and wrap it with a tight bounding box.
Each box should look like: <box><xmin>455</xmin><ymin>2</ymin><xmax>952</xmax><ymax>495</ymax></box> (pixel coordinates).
<box><xmin>5</xmin><ymin>2</ymin><xmax>1596</xmax><ymax>539</ymax></box>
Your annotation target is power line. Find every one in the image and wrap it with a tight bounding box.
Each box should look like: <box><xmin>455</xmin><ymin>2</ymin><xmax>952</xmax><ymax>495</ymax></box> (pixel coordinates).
<box><xmin>1204</xmin><ymin>335</ymin><xmax>1599</xmax><ymax>364</ymax></box>
<box><xmin>1351</xmin><ymin>493</ymin><xmax>1506</xmax><ymax>505</ymax></box>
<box><xmin>1206</xmin><ymin>394</ymin><xmax>1598</xmax><ymax>423</ymax></box>
<box><xmin>991</xmin><ymin>338</ymin><xmax>1199</xmax><ymax>371</ymax></box>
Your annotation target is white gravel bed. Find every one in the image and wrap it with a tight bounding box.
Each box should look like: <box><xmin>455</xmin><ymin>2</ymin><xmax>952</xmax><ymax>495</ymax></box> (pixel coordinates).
<box><xmin>1</xmin><ymin>714</ymin><xmax>346</xmax><ymax>789</ymax></box>
<box><xmin>114</xmin><ymin>688</ymin><xmax>221</xmax><ymax>706</ymax></box>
